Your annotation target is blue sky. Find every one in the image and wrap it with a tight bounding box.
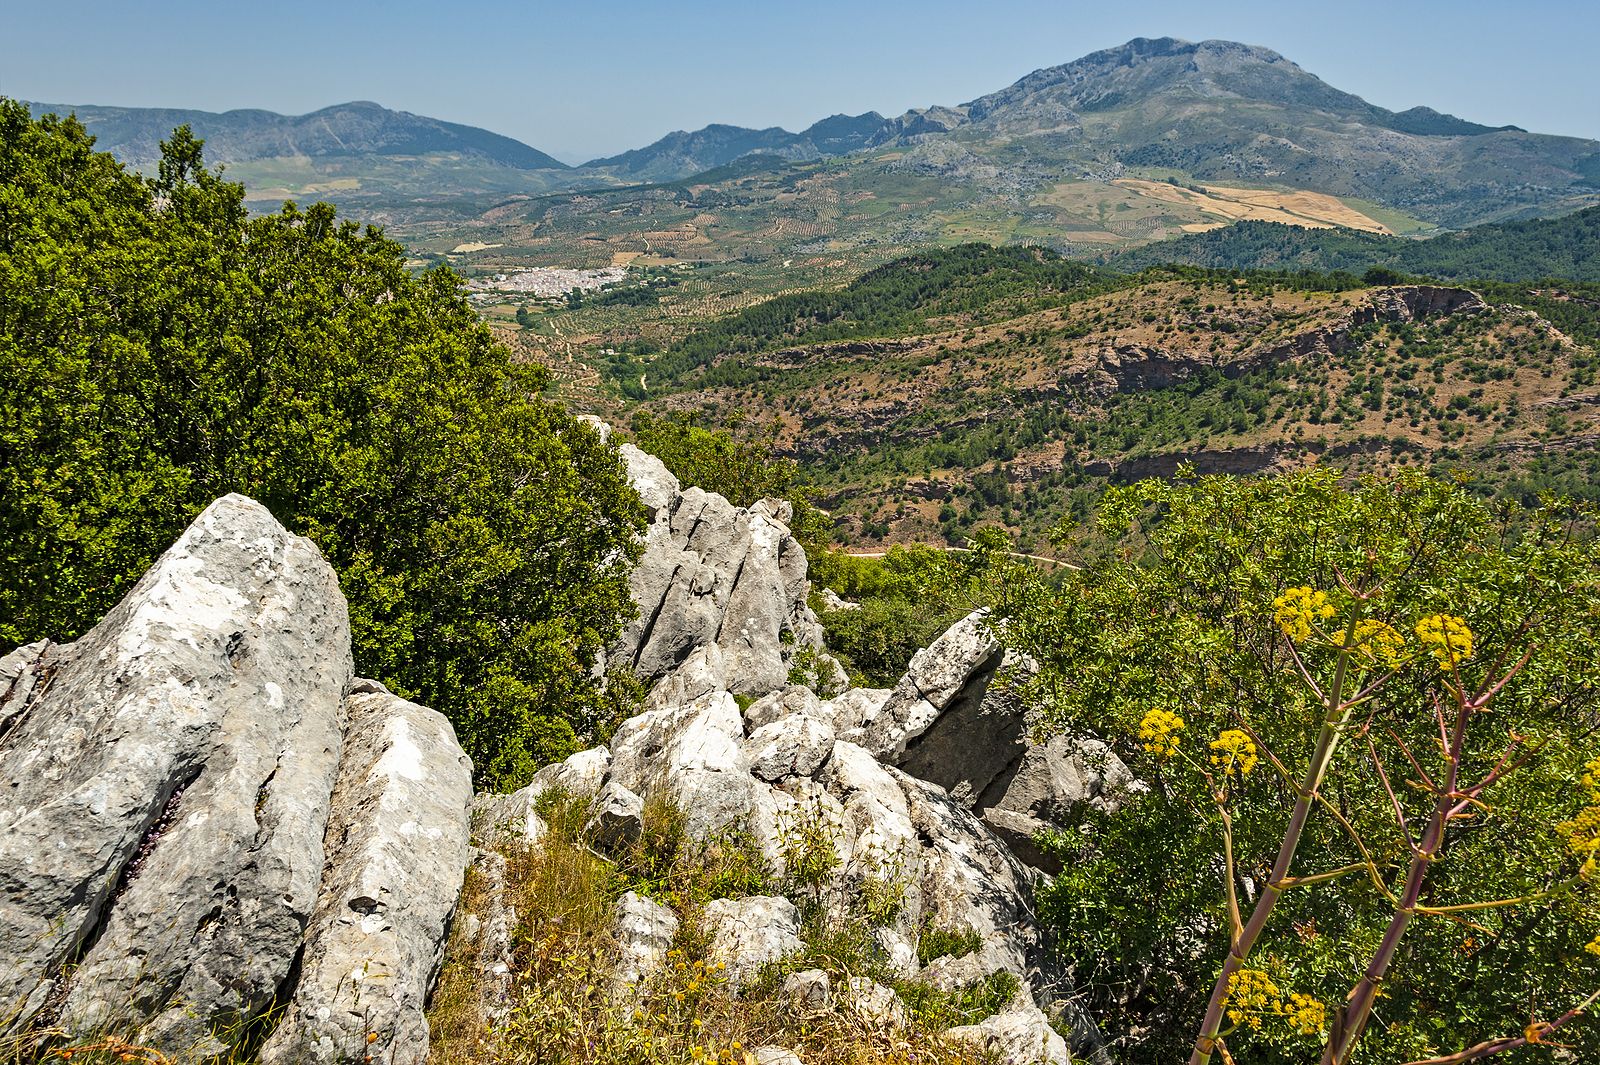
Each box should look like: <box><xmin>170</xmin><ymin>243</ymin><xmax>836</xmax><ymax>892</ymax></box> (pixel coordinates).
<box><xmin>4</xmin><ymin>0</ymin><xmax>1597</xmax><ymax>163</ymax></box>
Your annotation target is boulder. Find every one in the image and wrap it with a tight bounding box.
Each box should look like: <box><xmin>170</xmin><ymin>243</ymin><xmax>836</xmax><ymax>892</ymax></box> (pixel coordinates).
<box><xmin>610</xmin><ymin>891</ymin><xmax>679</xmax><ymax>994</ymax></box>
<box><xmin>746</xmin><ymin>715</ymin><xmax>836</xmax><ymax>783</ymax></box>
<box><xmin>855</xmin><ymin>612</ymin><xmax>1135</xmax><ymax>875</ymax></box>
<box><xmin>260</xmin><ymin>687</ymin><xmax>474</xmax><ymax>1065</ymax></box>
<box><xmin>850</xmin><ymin>610</ymin><xmax>1003</xmax><ymax>760</ymax></box>
<box><xmin>0</xmin><ymin>495</ymin><xmax>352</xmax><ymax>1049</ymax></box>
<box><xmin>703</xmin><ymin>896</ymin><xmax>803</xmax><ymax>985</ymax></box>
<box><xmin>608</xmin><ymin>442</ymin><xmax>826</xmax><ymax>699</ymax></box>
<box><xmin>0</xmin><ymin>496</ymin><xmax>476</xmax><ymax>1065</ymax></box>
<box><xmin>780</xmin><ymin>968</ymin><xmax>832</xmax><ymax>1014</ymax></box>
<box><xmin>944</xmin><ymin>1000</ymin><xmax>1072</xmax><ymax>1065</ymax></box>
<box><xmin>586</xmin><ymin>781</ymin><xmax>646</xmax><ymax>850</ymax></box>
<box><xmin>845</xmin><ymin>977</ymin><xmax>907</xmax><ymax>1028</ymax></box>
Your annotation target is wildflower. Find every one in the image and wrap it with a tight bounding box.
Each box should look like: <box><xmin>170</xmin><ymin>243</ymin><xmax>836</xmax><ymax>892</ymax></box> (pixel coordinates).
<box><xmin>1272</xmin><ymin>586</ymin><xmax>1334</xmax><ymax>642</ymax></box>
<box><xmin>1209</xmin><ymin>730</ymin><xmax>1258</xmax><ymax>779</ymax></box>
<box><xmin>1581</xmin><ymin>756</ymin><xmax>1600</xmax><ymax>803</ymax></box>
<box><xmin>1280</xmin><ymin>992</ymin><xmax>1326</xmax><ymax>1036</ymax></box>
<box><xmin>1414</xmin><ymin>613</ymin><xmax>1474</xmax><ymax>667</ymax></box>
<box><xmin>1560</xmin><ymin>805</ymin><xmax>1600</xmax><ymax>858</ymax></box>
<box><xmin>1223</xmin><ymin>968</ymin><xmax>1280</xmax><ymax>1030</ymax></box>
<box><xmin>1332</xmin><ymin>618</ymin><xmax>1408</xmax><ymax>668</ymax></box>
<box><xmin>1586</xmin><ymin>934</ymin><xmax>1600</xmax><ymax>957</ymax></box>
<box><xmin>1138</xmin><ymin>708</ymin><xmax>1185</xmax><ymax>760</ymax></box>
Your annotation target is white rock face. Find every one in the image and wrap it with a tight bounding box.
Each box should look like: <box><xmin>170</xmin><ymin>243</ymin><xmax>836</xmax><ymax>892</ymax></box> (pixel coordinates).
<box><xmin>260</xmin><ymin>688</ymin><xmax>474</xmax><ymax>1065</ymax></box>
<box><xmin>703</xmin><ymin>896</ymin><xmax>804</xmax><ymax>984</ymax></box>
<box><xmin>0</xmin><ymin>495</ymin><xmax>352</xmax><ymax>1048</ymax></box>
<box><xmin>945</xmin><ymin>1000</ymin><xmax>1073</xmax><ymax>1065</ymax></box>
<box><xmin>845</xmin><ymin>977</ymin><xmax>907</xmax><ymax>1028</ymax></box>
<box><xmin>608</xmin><ymin>442</ymin><xmax>836</xmax><ymax>697</ymax></box>
<box><xmin>610</xmin><ymin>891</ymin><xmax>679</xmax><ymax>994</ymax></box>
<box><xmin>0</xmin><ymin>496</ymin><xmax>476</xmax><ymax>1063</ymax></box>
<box><xmin>781</xmin><ymin>968</ymin><xmax>832</xmax><ymax>1014</ymax></box>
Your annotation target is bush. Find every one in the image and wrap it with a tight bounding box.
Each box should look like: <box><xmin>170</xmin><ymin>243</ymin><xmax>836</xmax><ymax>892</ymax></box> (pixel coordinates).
<box><xmin>999</xmin><ymin>469</ymin><xmax>1600</xmax><ymax>1063</ymax></box>
<box><xmin>0</xmin><ymin>102</ymin><xmax>644</xmax><ymax>788</ymax></box>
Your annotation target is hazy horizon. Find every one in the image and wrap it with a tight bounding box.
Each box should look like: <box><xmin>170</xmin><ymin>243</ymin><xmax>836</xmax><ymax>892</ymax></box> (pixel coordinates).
<box><xmin>5</xmin><ymin>0</ymin><xmax>1598</xmax><ymax>164</ymax></box>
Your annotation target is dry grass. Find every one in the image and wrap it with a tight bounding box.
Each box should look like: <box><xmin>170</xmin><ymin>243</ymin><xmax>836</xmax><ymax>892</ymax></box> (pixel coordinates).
<box><xmin>426</xmin><ymin>792</ymin><xmax>1007</xmax><ymax>1065</ymax></box>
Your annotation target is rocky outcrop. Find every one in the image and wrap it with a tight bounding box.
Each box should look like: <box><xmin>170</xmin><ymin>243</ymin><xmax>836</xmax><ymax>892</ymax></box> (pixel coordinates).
<box><xmin>848</xmin><ymin>610</ymin><xmax>1135</xmax><ymax>875</ymax></box>
<box><xmin>607</xmin><ymin>440</ymin><xmax>837</xmax><ymax>699</ymax></box>
<box><xmin>261</xmin><ymin>685</ymin><xmax>474</xmax><ymax>1065</ymax></box>
<box><xmin>502</xmin><ymin>677</ymin><xmax>1079</xmax><ymax>1056</ymax></box>
<box><xmin>0</xmin><ymin>497</ymin><xmax>474</xmax><ymax>1061</ymax></box>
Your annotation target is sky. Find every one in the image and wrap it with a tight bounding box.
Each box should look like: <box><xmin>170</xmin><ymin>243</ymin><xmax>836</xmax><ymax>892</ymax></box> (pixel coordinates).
<box><xmin>4</xmin><ymin>0</ymin><xmax>1598</xmax><ymax>164</ymax></box>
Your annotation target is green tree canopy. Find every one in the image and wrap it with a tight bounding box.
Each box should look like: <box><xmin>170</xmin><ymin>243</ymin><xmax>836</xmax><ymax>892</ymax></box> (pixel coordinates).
<box><xmin>0</xmin><ymin>101</ymin><xmax>644</xmax><ymax>788</ymax></box>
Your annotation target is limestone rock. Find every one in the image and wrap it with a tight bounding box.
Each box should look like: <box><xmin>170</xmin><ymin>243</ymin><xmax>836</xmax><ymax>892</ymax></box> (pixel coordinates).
<box><xmin>852</xmin><ymin>609</ymin><xmax>1002</xmax><ymax>759</ymax></box>
<box><xmin>0</xmin><ymin>495</ymin><xmax>352</xmax><ymax>1047</ymax></box>
<box><xmin>586</xmin><ymin>781</ymin><xmax>646</xmax><ymax>850</ymax></box>
<box><xmin>781</xmin><ymin>968</ymin><xmax>832</xmax><ymax>1014</ymax></box>
<box><xmin>608</xmin><ymin>441</ymin><xmax>825</xmax><ymax>699</ymax></box>
<box><xmin>260</xmin><ymin>688</ymin><xmax>474</xmax><ymax>1065</ymax></box>
<box><xmin>945</xmin><ymin>1000</ymin><xmax>1073</xmax><ymax>1065</ymax></box>
<box><xmin>702</xmin><ymin>896</ymin><xmax>803</xmax><ymax>984</ymax></box>
<box><xmin>610</xmin><ymin>891</ymin><xmax>679</xmax><ymax>993</ymax></box>
<box><xmin>746</xmin><ymin>715</ymin><xmax>836</xmax><ymax>783</ymax></box>
<box><xmin>846</xmin><ymin>977</ymin><xmax>908</xmax><ymax>1028</ymax></box>
<box><xmin>754</xmin><ymin>1049</ymin><xmax>805</xmax><ymax>1065</ymax></box>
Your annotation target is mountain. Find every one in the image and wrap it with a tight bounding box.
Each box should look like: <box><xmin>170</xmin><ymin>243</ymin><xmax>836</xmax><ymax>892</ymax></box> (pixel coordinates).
<box><xmin>1112</xmin><ymin>205</ymin><xmax>1600</xmax><ymax>281</ymax></box>
<box><xmin>584</xmin><ymin>112</ymin><xmax>885</xmax><ymax>182</ymax></box>
<box><xmin>24</xmin><ymin>99</ymin><xmax>569</xmax><ymax>172</ymax></box>
<box><xmin>868</xmin><ymin>37</ymin><xmax>1598</xmax><ymax>226</ymax></box>
<box><xmin>441</xmin><ymin>37</ymin><xmax>1599</xmax><ymax>270</ymax></box>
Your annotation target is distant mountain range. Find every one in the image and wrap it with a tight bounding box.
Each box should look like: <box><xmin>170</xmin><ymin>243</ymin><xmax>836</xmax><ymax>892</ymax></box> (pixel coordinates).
<box><xmin>24</xmin><ymin>99</ymin><xmax>568</xmax><ymax>173</ymax></box>
<box><xmin>22</xmin><ymin>37</ymin><xmax>1600</xmax><ymax>245</ymax></box>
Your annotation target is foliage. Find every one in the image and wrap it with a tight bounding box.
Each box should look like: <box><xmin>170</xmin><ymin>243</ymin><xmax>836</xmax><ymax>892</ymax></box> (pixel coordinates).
<box><xmin>1115</xmin><ymin>207</ymin><xmax>1600</xmax><ymax>283</ymax></box>
<box><xmin>811</xmin><ymin>538</ymin><xmax>1010</xmax><ymax>686</ymax></box>
<box><xmin>607</xmin><ymin>243</ymin><xmax>1112</xmax><ymax>392</ymax></box>
<box><xmin>0</xmin><ymin>101</ymin><xmax>644</xmax><ymax>789</ymax></box>
<box><xmin>999</xmin><ymin>469</ymin><xmax>1600</xmax><ymax>1064</ymax></box>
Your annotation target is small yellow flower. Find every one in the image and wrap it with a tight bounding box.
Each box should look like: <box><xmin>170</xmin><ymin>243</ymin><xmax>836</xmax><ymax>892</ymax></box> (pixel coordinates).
<box><xmin>1332</xmin><ymin>619</ymin><xmax>1408</xmax><ymax>668</ymax></box>
<box><xmin>1581</xmin><ymin>756</ymin><xmax>1600</xmax><ymax>803</ymax></box>
<box><xmin>1414</xmin><ymin>614</ymin><xmax>1474</xmax><ymax>667</ymax></box>
<box><xmin>1561</xmin><ymin>805</ymin><xmax>1600</xmax><ymax>858</ymax></box>
<box><xmin>1209</xmin><ymin>730</ymin><xmax>1258</xmax><ymax>780</ymax></box>
<box><xmin>1138</xmin><ymin>708</ymin><xmax>1185</xmax><ymax>760</ymax></box>
<box><xmin>1585</xmin><ymin>934</ymin><xmax>1600</xmax><ymax>957</ymax></box>
<box><xmin>1273</xmin><ymin>586</ymin><xmax>1335</xmax><ymax>642</ymax></box>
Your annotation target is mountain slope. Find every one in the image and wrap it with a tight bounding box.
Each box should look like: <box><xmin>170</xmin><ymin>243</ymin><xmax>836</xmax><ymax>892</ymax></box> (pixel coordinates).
<box><xmin>584</xmin><ymin>112</ymin><xmax>886</xmax><ymax>181</ymax></box>
<box><xmin>24</xmin><ymin>99</ymin><xmax>570</xmax><ymax>172</ymax></box>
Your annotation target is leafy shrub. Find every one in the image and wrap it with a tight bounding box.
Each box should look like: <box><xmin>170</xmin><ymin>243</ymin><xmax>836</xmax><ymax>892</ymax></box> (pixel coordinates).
<box><xmin>1000</xmin><ymin>468</ymin><xmax>1600</xmax><ymax>1063</ymax></box>
<box><xmin>0</xmin><ymin>103</ymin><xmax>644</xmax><ymax>788</ymax></box>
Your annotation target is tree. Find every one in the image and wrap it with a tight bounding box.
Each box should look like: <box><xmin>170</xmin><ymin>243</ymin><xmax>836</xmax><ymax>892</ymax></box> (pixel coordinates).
<box><xmin>998</xmin><ymin>468</ymin><xmax>1600</xmax><ymax>1064</ymax></box>
<box><xmin>0</xmin><ymin>101</ymin><xmax>644</xmax><ymax>788</ymax></box>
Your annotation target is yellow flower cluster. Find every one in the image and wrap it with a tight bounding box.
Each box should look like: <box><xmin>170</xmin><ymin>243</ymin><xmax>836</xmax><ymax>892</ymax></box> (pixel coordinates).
<box><xmin>1281</xmin><ymin>992</ymin><xmax>1327</xmax><ymax>1036</ymax></box>
<box><xmin>1272</xmin><ymin>586</ymin><xmax>1335</xmax><ymax>642</ymax></box>
<box><xmin>1223</xmin><ymin>968</ymin><xmax>1281</xmax><ymax>1030</ymax></box>
<box><xmin>1414</xmin><ymin>613</ymin><xmax>1475</xmax><ymax>666</ymax></box>
<box><xmin>1332</xmin><ymin>619</ymin><xmax>1409</xmax><ymax>668</ymax></box>
<box><xmin>1586</xmin><ymin>934</ymin><xmax>1600</xmax><ymax>958</ymax></box>
<box><xmin>1223</xmin><ymin>969</ymin><xmax>1327</xmax><ymax>1038</ymax></box>
<box><xmin>1582</xmin><ymin>756</ymin><xmax>1600</xmax><ymax>803</ymax></box>
<box><xmin>1139</xmin><ymin>708</ymin><xmax>1185</xmax><ymax>759</ymax></box>
<box><xmin>689</xmin><ymin>1042</ymin><xmax>752</xmax><ymax>1064</ymax></box>
<box><xmin>1209</xmin><ymin>730</ymin><xmax>1259</xmax><ymax>780</ymax></box>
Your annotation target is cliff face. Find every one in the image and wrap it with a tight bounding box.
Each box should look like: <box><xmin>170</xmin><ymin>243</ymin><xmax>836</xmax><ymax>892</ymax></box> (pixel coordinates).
<box><xmin>0</xmin><ymin>436</ymin><xmax>1112</xmax><ymax>1064</ymax></box>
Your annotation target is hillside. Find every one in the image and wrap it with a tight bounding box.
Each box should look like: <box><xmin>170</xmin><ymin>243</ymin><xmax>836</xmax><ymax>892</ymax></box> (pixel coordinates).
<box><xmin>1113</xmin><ymin>205</ymin><xmax>1600</xmax><ymax>281</ymax></box>
<box><xmin>535</xmin><ymin>247</ymin><xmax>1600</xmax><ymax>551</ymax></box>
<box><xmin>585</xmin><ymin>112</ymin><xmax>885</xmax><ymax>181</ymax></box>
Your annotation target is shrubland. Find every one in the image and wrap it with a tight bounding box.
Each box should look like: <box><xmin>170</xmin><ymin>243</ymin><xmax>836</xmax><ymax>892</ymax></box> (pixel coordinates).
<box><xmin>997</xmin><ymin>468</ymin><xmax>1600</xmax><ymax>1063</ymax></box>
